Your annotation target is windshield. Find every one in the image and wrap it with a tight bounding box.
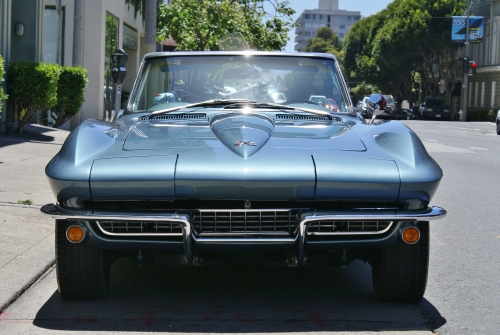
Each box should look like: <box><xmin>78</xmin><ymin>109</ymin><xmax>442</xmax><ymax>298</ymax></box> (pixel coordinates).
<box><xmin>426</xmin><ymin>99</ymin><xmax>444</xmax><ymax>107</ymax></box>
<box><xmin>130</xmin><ymin>54</ymin><xmax>351</xmax><ymax>113</ymax></box>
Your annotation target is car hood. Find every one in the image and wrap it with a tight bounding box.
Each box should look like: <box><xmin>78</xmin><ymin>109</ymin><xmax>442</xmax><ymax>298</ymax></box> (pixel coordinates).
<box><xmin>123</xmin><ymin>112</ymin><xmax>366</xmax><ymax>155</ymax></box>
<box><xmin>46</xmin><ymin>116</ymin><xmax>443</xmax><ymax>205</ymax></box>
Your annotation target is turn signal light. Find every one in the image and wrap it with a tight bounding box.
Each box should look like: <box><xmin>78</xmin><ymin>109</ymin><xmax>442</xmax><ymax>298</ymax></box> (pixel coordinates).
<box><xmin>402</xmin><ymin>226</ymin><xmax>420</xmax><ymax>244</ymax></box>
<box><xmin>66</xmin><ymin>225</ymin><xmax>85</xmax><ymax>243</ymax></box>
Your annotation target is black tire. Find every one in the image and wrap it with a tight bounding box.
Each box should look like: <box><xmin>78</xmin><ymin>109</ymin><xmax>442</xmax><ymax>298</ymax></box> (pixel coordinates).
<box><xmin>55</xmin><ymin>220</ymin><xmax>110</xmax><ymax>300</ymax></box>
<box><xmin>371</xmin><ymin>221</ymin><xmax>429</xmax><ymax>302</ymax></box>
<box><xmin>496</xmin><ymin>122</ymin><xmax>500</xmax><ymax>135</ymax></box>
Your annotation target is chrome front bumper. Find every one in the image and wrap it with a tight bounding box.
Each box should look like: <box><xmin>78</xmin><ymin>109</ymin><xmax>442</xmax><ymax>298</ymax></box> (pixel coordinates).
<box><xmin>41</xmin><ymin>204</ymin><xmax>446</xmax><ymax>265</ymax></box>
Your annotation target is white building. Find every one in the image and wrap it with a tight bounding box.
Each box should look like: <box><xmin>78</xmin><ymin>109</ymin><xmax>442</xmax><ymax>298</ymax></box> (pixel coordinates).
<box><xmin>294</xmin><ymin>0</ymin><xmax>361</xmax><ymax>51</ymax></box>
<box><xmin>0</xmin><ymin>0</ymin><xmax>156</xmax><ymax>133</ymax></box>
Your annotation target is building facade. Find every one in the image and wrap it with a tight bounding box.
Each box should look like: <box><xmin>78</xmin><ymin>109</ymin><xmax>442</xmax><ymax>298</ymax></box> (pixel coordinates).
<box><xmin>462</xmin><ymin>0</ymin><xmax>500</xmax><ymax>113</ymax></box>
<box><xmin>0</xmin><ymin>0</ymin><xmax>151</xmax><ymax>134</ymax></box>
<box><xmin>294</xmin><ymin>0</ymin><xmax>360</xmax><ymax>51</ymax></box>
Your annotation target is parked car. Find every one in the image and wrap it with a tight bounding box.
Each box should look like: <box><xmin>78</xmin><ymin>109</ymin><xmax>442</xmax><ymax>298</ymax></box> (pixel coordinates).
<box><xmin>309</xmin><ymin>95</ymin><xmax>326</xmax><ymax>105</ymax></box>
<box><xmin>420</xmin><ymin>98</ymin><xmax>450</xmax><ymax>120</ymax></box>
<box><xmin>42</xmin><ymin>51</ymin><xmax>446</xmax><ymax>303</ymax></box>
<box><xmin>322</xmin><ymin>98</ymin><xmax>339</xmax><ymax>112</ymax></box>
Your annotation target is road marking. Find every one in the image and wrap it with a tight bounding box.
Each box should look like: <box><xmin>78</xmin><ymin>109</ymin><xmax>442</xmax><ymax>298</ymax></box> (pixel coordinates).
<box><xmin>431</xmin><ymin>235</ymin><xmax>444</xmax><ymax>246</ymax></box>
<box><xmin>470</xmin><ymin>146</ymin><xmax>489</xmax><ymax>151</ymax></box>
<box><xmin>426</xmin><ymin>139</ymin><xmax>437</xmax><ymax>142</ymax></box>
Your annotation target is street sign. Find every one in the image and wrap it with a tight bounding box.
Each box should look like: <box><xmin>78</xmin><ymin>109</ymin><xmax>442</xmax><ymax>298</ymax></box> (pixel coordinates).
<box><xmin>452</xmin><ymin>16</ymin><xmax>484</xmax><ymax>44</ymax></box>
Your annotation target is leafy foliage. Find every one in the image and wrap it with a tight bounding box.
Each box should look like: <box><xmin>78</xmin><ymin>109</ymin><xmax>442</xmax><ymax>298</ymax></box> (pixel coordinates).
<box><xmin>51</xmin><ymin>66</ymin><xmax>88</xmax><ymax>128</ymax></box>
<box><xmin>157</xmin><ymin>0</ymin><xmax>297</xmax><ymax>51</ymax></box>
<box><xmin>466</xmin><ymin>109</ymin><xmax>495</xmax><ymax>122</ymax></box>
<box><xmin>350</xmin><ymin>82</ymin><xmax>378</xmax><ymax>103</ymax></box>
<box><xmin>304</xmin><ymin>27</ymin><xmax>343</xmax><ymax>53</ymax></box>
<box><xmin>9</xmin><ymin>62</ymin><xmax>61</xmax><ymax>134</ymax></box>
<box><xmin>343</xmin><ymin>0</ymin><xmax>466</xmax><ymax>107</ymax></box>
<box><xmin>0</xmin><ymin>54</ymin><xmax>7</xmax><ymax>113</ymax></box>
<box><xmin>124</xmin><ymin>0</ymin><xmax>146</xmax><ymax>20</ymax></box>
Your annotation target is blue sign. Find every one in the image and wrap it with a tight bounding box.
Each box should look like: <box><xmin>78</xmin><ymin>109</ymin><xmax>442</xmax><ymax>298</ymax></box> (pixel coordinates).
<box><xmin>452</xmin><ymin>16</ymin><xmax>484</xmax><ymax>44</ymax></box>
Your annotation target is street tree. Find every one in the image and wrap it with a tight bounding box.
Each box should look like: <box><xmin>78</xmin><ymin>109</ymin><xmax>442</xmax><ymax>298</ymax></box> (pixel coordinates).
<box><xmin>304</xmin><ymin>27</ymin><xmax>343</xmax><ymax>53</ymax></box>
<box><xmin>343</xmin><ymin>0</ymin><xmax>466</xmax><ymax>107</ymax></box>
<box><xmin>156</xmin><ymin>0</ymin><xmax>297</xmax><ymax>51</ymax></box>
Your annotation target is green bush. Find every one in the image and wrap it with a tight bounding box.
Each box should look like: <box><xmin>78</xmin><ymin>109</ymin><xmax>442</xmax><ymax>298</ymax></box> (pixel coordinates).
<box><xmin>0</xmin><ymin>55</ymin><xmax>7</xmax><ymax>114</ymax></box>
<box><xmin>466</xmin><ymin>109</ymin><xmax>496</xmax><ymax>122</ymax></box>
<box><xmin>9</xmin><ymin>61</ymin><xmax>60</xmax><ymax>134</ymax></box>
<box><xmin>51</xmin><ymin>66</ymin><xmax>88</xmax><ymax>128</ymax></box>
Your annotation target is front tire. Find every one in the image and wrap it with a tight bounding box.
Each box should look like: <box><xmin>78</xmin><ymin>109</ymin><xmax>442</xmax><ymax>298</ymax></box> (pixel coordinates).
<box><xmin>55</xmin><ymin>220</ymin><xmax>111</xmax><ymax>300</ymax></box>
<box><xmin>371</xmin><ymin>221</ymin><xmax>429</xmax><ymax>302</ymax></box>
<box><xmin>496</xmin><ymin>122</ymin><xmax>500</xmax><ymax>135</ymax></box>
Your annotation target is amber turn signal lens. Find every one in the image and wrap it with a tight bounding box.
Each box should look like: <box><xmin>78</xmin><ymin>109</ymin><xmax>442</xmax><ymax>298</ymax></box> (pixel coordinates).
<box><xmin>402</xmin><ymin>226</ymin><xmax>420</xmax><ymax>244</ymax></box>
<box><xmin>66</xmin><ymin>225</ymin><xmax>85</xmax><ymax>243</ymax></box>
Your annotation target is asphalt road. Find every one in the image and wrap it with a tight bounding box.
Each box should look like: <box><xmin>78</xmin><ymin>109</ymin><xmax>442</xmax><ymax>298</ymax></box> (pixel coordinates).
<box><xmin>1</xmin><ymin>120</ymin><xmax>499</xmax><ymax>334</ymax></box>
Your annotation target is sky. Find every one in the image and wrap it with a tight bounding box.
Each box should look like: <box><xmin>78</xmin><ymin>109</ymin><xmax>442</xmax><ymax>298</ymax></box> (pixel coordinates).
<box><xmin>284</xmin><ymin>0</ymin><xmax>393</xmax><ymax>51</ymax></box>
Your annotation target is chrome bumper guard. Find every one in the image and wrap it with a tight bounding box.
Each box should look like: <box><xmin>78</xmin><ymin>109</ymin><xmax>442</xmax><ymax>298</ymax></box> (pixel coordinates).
<box><xmin>41</xmin><ymin>204</ymin><xmax>446</xmax><ymax>266</ymax></box>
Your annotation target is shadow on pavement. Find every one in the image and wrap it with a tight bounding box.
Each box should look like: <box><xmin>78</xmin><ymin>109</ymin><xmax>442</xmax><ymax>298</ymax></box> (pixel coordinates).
<box><xmin>33</xmin><ymin>259</ymin><xmax>446</xmax><ymax>332</ymax></box>
<box><xmin>0</xmin><ymin>124</ymin><xmax>68</xmax><ymax>148</ymax></box>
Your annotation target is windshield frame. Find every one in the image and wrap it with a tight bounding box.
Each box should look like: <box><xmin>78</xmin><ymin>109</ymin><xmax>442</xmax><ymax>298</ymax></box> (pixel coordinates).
<box><xmin>126</xmin><ymin>51</ymin><xmax>353</xmax><ymax>115</ymax></box>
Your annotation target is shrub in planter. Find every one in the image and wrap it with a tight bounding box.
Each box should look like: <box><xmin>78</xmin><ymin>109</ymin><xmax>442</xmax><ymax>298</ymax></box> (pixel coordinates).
<box><xmin>0</xmin><ymin>55</ymin><xmax>7</xmax><ymax>113</ymax></box>
<box><xmin>51</xmin><ymin>66</ymin><xmax>88</xmax><ymax>128</ymax></box>
<box><xmin>9</xmin><ymin>61</ymin><xmax>60</xmax><ymax>134</ymax></box>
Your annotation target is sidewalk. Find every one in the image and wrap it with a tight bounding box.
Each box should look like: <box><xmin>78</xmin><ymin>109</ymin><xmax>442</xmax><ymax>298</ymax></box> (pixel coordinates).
<box><xmin>0</xmin><ymin>124</ymin><xmax>69</xmax><ymax>312</ymax></box>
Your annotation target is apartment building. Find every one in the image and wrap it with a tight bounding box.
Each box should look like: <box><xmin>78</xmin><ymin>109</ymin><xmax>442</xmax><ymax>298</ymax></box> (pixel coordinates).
<box><xmin>294</xmin><ymin>0</ymin><xmax>360</xmax><ymax>51</ymax></box>
<box><xmin>463</xmin><ymin>0</ymin><xmax>500</xmax><ymax>112</ymax></box>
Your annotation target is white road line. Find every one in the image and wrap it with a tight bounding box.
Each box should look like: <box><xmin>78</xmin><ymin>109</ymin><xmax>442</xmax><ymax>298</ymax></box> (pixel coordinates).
<box><xmin>426</xmin><ymin>139</ymin><xmax>437</xmax><ymax>142</ymax></box>
<box><xmin>470</xmin><ymin>146</ymin><xmax>489</xmax><ymax>151</ymax></box>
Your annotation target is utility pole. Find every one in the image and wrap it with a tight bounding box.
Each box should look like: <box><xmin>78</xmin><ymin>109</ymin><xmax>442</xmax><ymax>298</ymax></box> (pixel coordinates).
<box><xmin>462</xmin><ymin>0</ymin><xmax>471</xmax><ymax>122</ymax></box>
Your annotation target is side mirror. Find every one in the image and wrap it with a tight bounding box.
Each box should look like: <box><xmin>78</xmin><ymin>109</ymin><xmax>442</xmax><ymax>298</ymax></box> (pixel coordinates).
<box><xmin>367</xmin><ymin>94</ymin><xmax>387</xmax><ymax>124</ymax></box>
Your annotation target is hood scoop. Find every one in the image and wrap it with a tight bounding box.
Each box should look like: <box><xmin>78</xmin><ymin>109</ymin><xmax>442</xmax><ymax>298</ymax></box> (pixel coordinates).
<box><xmin>211</xmin><ymin>114</ymin><xmax>274</xmax><ymax>158</ymax></box>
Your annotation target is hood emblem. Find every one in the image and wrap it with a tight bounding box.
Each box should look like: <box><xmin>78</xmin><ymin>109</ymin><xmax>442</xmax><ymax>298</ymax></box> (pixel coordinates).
<box><xmin>234</xmin><ymin>141</ymin><xmax>257</xmax><ymax>147</ymax></box>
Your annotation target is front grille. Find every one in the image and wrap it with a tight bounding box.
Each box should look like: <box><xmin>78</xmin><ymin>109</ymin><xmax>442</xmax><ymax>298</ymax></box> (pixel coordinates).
<box><xmin>307</xmin><ymin>221</ymin><xmax>393</xmax><ymax>235</ymax></box>
<box><xmin>193</xmin><ymin>210</ymin><xmax>300</xmax><ymax>236</ymax></box>
<box><xmin>96</xmin><ymin>220</ymin><xmax>183</xmax><ymax>236</ymax></box>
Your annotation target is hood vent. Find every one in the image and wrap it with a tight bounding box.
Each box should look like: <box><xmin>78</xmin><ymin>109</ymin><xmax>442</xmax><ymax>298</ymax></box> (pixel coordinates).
<box><xmin>139</xmin><ymin>113</ymin><xmax>206</xmax><ymax>121</ymax></box>
<box><xmin>276</xmin><ymin>114</ymin><xmax>342</xmax><ymax>122</ymax></box>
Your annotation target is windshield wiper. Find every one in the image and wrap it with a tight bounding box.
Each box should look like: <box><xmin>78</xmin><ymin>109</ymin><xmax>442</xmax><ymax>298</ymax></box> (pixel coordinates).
<box><xmin>147</xmin><ymin>99</ymin><xmax>334</xmax><ymax>120</ymax></box>
<box><xmin>223</xmin><ymin>102</ymin><xmax>295</xmax><ymax>110</ymax></box>
<box><xmin>224</xmin><ymin>102</ymin><xmax>333</xmax><ymax>118</ymax></box>
<box><xmin>147</xmin><ymin>99</ymin><xmax>257</xmax><ymax>119</ymax></box>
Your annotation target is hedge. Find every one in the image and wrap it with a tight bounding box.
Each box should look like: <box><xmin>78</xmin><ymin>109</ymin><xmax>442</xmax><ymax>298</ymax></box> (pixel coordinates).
<box><xmin>51</xmin><ymin>66</ymin><xmax>88</xmax><ymax>128</ymax></box>
<box><xmin>0</xmin><ymin>55</ymin><xmax>7</xmax><ymax>114</ymax></box>
<box><xmin>9</xmin><ymin>61</ymin><xmax>61</xmax><ymax>134</ymax></box>
<box><xmin>466</xmin><ymin>109</ymin><xmax>496</xmax><ymax>122</ymax></box>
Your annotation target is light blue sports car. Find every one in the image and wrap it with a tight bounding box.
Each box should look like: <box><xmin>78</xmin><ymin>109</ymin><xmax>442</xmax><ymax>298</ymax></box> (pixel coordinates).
<box><xmin>42</xmin><ymin>51</ymin><xmax>446</xmax><ymax>302</ymax></box>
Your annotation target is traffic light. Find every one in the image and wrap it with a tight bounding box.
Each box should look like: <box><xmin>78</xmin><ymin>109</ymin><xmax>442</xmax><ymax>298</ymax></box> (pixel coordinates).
<box><xmin>470</xmin><ymin>61</ymin><xmax>477</xmax><ymax>75</ymax></box>
<box><xmin>462</xmin><ymin>57</ymin><xmax>470</xmax><ymax>74</ymax></box>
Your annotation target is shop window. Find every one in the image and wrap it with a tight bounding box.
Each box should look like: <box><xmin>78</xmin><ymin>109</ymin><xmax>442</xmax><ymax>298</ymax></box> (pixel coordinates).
<box><xmin>43</xmin><ymin>6</ymin><xmax>65</xmax><ymax>64</ymax></box>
